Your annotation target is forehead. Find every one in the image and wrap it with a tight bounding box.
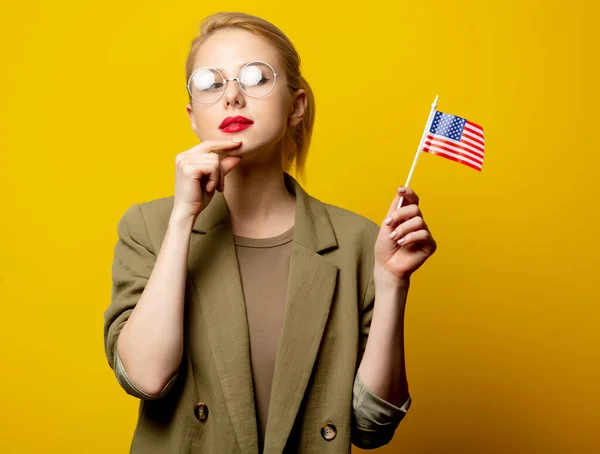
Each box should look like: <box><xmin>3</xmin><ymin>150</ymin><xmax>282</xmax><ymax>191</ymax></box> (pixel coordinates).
<box><xmin>192</xmin><ymin>29</ymin><xmax>282</xmax><ymax>76</ymax></box>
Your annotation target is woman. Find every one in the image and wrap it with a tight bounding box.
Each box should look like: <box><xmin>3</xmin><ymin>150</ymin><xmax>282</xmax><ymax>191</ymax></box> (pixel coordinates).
<box><xmin>103</xmin><ymin>11</ymin><xmax>436</xmax><ymax>454</ymax></box>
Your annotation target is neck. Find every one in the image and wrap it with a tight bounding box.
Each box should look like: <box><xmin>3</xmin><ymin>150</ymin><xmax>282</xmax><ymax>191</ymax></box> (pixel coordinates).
<box><xmin>223</xmin><ymin>158</ymin><xmax>296</xmax><ymax>238</ymax></box>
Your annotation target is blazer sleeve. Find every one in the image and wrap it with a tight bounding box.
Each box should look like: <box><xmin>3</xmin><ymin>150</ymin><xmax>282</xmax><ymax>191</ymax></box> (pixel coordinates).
<box><xmin>103</xmin><ymin>203</ymin><xmax>178</xmax><ymax>400</ymax></box>
<box><xmin>352</xmin><ymin>271</ymin><xmax>412</xmax><ymax>449</ymax></box>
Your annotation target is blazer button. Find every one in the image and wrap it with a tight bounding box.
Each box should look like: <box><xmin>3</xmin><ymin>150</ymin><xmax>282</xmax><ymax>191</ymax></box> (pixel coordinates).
<box><xmin>320</xmin><ymin>423</ymin><xmax>337</xmax><ymax>441</ymax></box>
<box><xmin>194</xmin><ymin>402</ymin><xmax>209</xmax><ymax>421</ymax></box>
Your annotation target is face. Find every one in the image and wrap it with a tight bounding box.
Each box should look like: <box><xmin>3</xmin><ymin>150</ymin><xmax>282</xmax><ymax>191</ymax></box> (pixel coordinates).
<box><xmin>186</xmin><ymin>29</ymin><xmax>306</xmax><ymax>166</ymax></box>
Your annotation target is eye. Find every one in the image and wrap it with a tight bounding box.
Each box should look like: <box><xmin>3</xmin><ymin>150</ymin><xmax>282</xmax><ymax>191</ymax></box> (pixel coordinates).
<box><xmin>207</xmin><ymin>82</ymin><xmax>224</xmax><ymax>91</ymax></box>
<box><xmin>240</xmin><ymin>65</ymin><xmax>264</xmax><ymax>86</ymax></box>
<box><xmin>192</xmin><ymin>69</ymin><xmax>221</xmax><ymax>91</ymax></box>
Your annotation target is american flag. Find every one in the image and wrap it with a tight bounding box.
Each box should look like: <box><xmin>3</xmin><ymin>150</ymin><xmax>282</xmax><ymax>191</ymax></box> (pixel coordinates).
<box><xmin>423</xmin><ymin>111</ymin><xmax>485</xmax><ymax>171</ymax></box>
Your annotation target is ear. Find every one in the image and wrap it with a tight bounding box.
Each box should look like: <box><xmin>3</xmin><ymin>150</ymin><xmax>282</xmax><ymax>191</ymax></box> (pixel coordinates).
<box><xmin>288</xmin><ymin>89</ymin><xmax>307</xmax><ymax>127</ymax></box>
<box><xmin>186</xmin><ymin>103</ymin><xmax>199</xmax><ymax>135</ymax></box>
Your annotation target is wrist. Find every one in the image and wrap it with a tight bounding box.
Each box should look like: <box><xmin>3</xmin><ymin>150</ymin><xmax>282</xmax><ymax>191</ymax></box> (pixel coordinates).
<box><xmin>169</xmin><ymin>208</ymin><xmax>197</xmax><ymax>230</ymax></box>
<box><xmin>374</xmin><ymin>264</ymin><xmax>411</xmax><ymax>292</ymax></box>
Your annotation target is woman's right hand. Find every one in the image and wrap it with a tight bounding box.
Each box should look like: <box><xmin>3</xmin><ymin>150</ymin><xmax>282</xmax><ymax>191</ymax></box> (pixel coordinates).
<box><xmin>173</xmin><ymin>140</ymin><xmax>243</xmax><ymax>220</ymax></box>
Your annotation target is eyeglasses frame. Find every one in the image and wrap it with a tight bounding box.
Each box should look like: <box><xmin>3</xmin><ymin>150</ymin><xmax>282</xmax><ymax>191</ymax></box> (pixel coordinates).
<box><xmin>186</xmin><ymin>60</ymin><xmax>293</xmax><ymax>104</ymax></box>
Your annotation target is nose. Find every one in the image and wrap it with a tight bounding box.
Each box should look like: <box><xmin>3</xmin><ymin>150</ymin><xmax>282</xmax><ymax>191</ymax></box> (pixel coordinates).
<box><xmin>222</xmin><ymin>78</ymin><xmax>246</xmax><ymax>108</ymax></box>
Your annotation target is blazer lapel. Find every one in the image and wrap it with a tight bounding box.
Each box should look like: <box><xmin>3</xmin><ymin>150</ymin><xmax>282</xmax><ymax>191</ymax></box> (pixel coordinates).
<box><xmin>263</xmin><ymin>175</ymin><xmax>339</xmax><ymax>453</ymax></box>
<box><xmin>185</xmin><ymin>174</ymin><xmax>339</xmax><ymax>454</ymax></box>
<box><xmin>187</xmin><ymin>192</ymin><xmax>258</xmax><ymax>454</ymax></box>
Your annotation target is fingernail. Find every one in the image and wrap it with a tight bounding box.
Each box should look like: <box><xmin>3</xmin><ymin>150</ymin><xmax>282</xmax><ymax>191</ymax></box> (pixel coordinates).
<box><xmin>384</xmin><ymin>217</ymin><xmax>393</xmax><ymax>225</ymax></box>
<box><xmin>232</xmin><ymin>139</ymin><xmax>242</xmax><ymax>143</ymax></box>
<box><xmin>397</xmin><ymin>187</ymin><xmax>406</xmax><ymax>193</ymax></box>
<box><xmin>389</xmin><ymin>231</ymin><xmax>398</xmax><ymax>239</ymax></box>
<box><xmin>397</xmin><ymin>237</ymin><xmax>405</xmax><ymax>245</ymax></box>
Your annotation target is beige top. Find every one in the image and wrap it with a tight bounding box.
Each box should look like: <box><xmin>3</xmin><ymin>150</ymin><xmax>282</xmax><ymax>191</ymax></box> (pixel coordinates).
<box><xmin>233</xmin><ymin>225</ymin><xmax>295</xmax><ymax>452</ymax></box>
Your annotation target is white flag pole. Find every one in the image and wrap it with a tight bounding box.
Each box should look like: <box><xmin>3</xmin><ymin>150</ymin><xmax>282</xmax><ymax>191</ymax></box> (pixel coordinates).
<box><xmin>397</xmin><ymin>95</ymin><xmax>439</xmax><ymax>209</ymax></box>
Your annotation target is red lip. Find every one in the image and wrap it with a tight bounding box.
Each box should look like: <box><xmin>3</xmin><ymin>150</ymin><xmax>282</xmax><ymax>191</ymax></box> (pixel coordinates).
<box><xmin>221</xmin><ymin>123</ymin><xmax>252</xmax><ymax>133</ymax></box>
<box><xmin>219</xmin><ymin>116</ymin><xmax>254</xmax><ymax>130</ymax></box>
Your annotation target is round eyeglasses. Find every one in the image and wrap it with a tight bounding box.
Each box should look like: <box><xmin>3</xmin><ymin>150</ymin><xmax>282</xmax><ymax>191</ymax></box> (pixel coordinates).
<box><xmin>186</xmin><ymin>61</ymin><xmax>292</xmax><ymax>104</ymax></box>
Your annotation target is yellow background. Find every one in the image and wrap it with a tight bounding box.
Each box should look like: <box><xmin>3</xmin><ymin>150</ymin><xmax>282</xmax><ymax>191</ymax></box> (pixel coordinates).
<box><xmin>1</xmin><ymin>0</ymin><xmax>599</xmax><ymax>452</ymax></box>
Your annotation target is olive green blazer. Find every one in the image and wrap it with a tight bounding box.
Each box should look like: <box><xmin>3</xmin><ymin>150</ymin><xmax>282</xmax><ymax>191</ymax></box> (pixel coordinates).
<box><xmin>104</xmin><ymin>173</ymin><xmax>409</xmax><ymax>453</ymax></box>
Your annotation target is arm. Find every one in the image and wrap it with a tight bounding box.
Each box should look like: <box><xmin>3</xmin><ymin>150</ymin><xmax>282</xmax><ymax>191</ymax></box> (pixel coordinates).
<box><xmin>104</xmin><ymin>141</ymin><xmax>243</xmax><ymax>399</ymax></box>
<box><xmin>352</xmin><ymin>186</ymin><xmax>436</xmax><ymax>448</ymax></box>
<box><xmin>357</xmin><ymin>276</ymin><xmax>410</xmax><ymax>407</ymax></box>
<box><xmin>351</xmin><ymin>271</ymin><xmax>412</xmax><ymax>449</ymax></box>
<box><xmin>104</xmin><ymin>204</ymin><xmax>195</xmax><ymax>398</ymax></box>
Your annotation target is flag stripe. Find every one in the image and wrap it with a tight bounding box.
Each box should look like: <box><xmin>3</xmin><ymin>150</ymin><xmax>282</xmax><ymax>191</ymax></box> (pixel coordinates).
<box><xmin>426</xmin><ymin>134</ymin><xmax>484</xmax><ymax>159</ymax></box>
<box><xmin>424</xmin><ymin>140</ymin><xmax>484</xmax><ymax>166</ymax></box>
<box><xmin>463</xmin><ymin>125</ymin><xmax>485</xmax><ymax>140</ymax></box>
<box><xmin>424</xmin><ymin>138</ymin><xmax>484</xmax><ymax>163</ymax></box>
<box><xmin>423</xmin><ymin>145</ymin><xmax>483</xmax><ymax>171</ymax></box>
<box><xmin>465</xmin><ymin>120</ymin><xmax>483</xmax><ymax>134</ymax></box>
<box><xmin>462</xmin><ymin>128</ymin><xmax>485</xmax><ymax>143</ymax></box>
<box><xmin>461</xmin><ymin>134</ymin><xmax>485</xmax><ymax>150</ymax></box>
<box><xmin>464</xmin><ymin>125</ymin><xmax>484</xmax><ymax>140</ymax></box>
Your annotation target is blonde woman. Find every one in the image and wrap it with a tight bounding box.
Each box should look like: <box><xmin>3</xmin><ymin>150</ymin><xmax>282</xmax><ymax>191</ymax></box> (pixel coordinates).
<box><xmin>104</xmin><ymin>11</ymin><xmax>436</xmax><ymax>454</ymax></box>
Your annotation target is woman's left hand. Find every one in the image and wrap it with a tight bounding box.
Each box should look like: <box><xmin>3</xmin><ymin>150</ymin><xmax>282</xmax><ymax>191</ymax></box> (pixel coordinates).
<box><xmin>374</xmin><ymin>187</ymin><xmax>437</xmax><ymax>285</ymax></box>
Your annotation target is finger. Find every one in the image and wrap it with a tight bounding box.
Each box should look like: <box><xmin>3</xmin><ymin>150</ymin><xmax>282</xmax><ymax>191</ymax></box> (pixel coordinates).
<box><xmin>388</xmin><ymin>216</ymin><xmax>427</xmax><ymax>241</ymax></box>
<box><xmin>217</xmin><ymin>156</ymin><xmax>243</xmax><ymax>192</ymax></box>
<box><xmin>204</xmin><ymin>139</ymin><xmax>243</xmax><ymax>151</ymax></box>
<box><xmin>185</xmin><ymin>140</ymin><xmax>243</xmax><ymax>155</ymax></box>
<box><xmin>204</xmin><ymin>162</ymin><xmax>219</xmax><ymax>193</ymax></box>
<box><xmin>204</xmin><ymin>153</ymin><xmax>220</xmax><ymax>193</ymax></box>
<box><xmin>221</xmin><ymin>156</ymin><xmax>243</xmax><ymax>175</ymax></box>
<box><xmin>383</xmin><ymin>204</ymin><xmax>422</xmax><ymax>229</ymax></box>
<box><xmin>179</xmin><ymin>156</ymin><xmax>217</xmax><ymax>180</ymax></box>
<box><xmin>205</xmin><ymin>179</ymin><xmax>216</xmax><ymax>193</ymax></box>
<box><xmin>396</xmin><ymin>229</ymin><xmax>432</xmax><ymax>247</ymax></box>
<box><xmin>386</xmin><ymin>187</ymin><xmax>419</xmax><ymax>217</ymax></box>
<box><xmin>204</xmin><ymin>142</ymin><xmax>241</xmax><ymax>192</ymax></box>
<box><xmin>397</xmin><ymin>187</ymin><xmax>419</xmax><ymax>206</ymax></box>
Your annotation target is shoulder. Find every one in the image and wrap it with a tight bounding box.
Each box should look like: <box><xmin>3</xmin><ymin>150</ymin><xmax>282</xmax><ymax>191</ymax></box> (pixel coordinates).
<box><xmin>137</xmin><ymin>195</ymin><xmax>175</xmax><ymax>221</ymax></box>
<box><xmin>322</xmin><ymin>202</ymin><xmax>381</xmax><ymax>248</ymax></box>
<box><xmin>120</xmin><ymin>195</ymin><xmax>174</xmax><ymax>225</ymax></box>
<box><xmin>118</xmin><ymin>196</ymin><xmax>175</xmax><ymax>249</ymax></box>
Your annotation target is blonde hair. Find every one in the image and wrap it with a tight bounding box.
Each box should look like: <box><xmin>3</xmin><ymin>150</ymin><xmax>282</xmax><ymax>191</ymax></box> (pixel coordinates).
<box><xmin>185</xmin><ymin>12</ymin><xmax>315</xmax><ymax>178</ymax></box>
